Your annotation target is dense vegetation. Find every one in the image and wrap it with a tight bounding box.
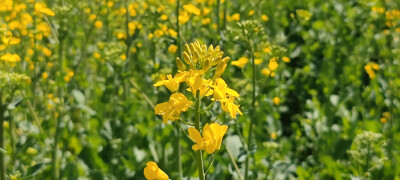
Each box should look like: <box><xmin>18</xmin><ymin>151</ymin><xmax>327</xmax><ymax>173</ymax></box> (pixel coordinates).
<box><xmin>0</xmin><ymin>0</ymin><xmax>399</xmax><ymax>179</ymax></box>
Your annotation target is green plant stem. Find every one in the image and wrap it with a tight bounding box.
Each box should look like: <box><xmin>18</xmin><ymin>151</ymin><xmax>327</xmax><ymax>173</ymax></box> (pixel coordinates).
<box><xmin>52</xmin><ymin>11</ymin><xmax>65</xmax><ymax>179</ymax></box>
<box><xmin>226</xmin><ymin>146</ymin><xmax>244</xmax><ymax>180</ymax></box>
<box><xmin>176</xmin><ymin>0</ymin><xmax>181</xmax><ymax>59</ymax></box>
<box><xmin>244</xmin><ymin>42</ymin><xmax>255</xmax><ymax>179</ymax></box>
<box><xmin>0</xmin><ymin>90</ymin><xmax>6</xmax><ymax>180</ymax></box>
<box><xmin>195</xmin><ymin>90</ymin><xmax>205</xmax><ymax>180</ymax></box>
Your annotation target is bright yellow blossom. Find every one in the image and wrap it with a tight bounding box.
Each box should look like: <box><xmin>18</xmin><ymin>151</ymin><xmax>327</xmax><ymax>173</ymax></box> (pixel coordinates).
<box><xmin>282</xmin><ymin>56</ymin><xmax>290</xmax><ymax>63</ymax></box>
<box><xmin>188</xmin><ymin>123</ymin><xmax>228</xmax><ymax>154</ymax></box>
<box><xmin>364</xmin><ymin>62</ymin><xmax>379</xmax><ymax>79</ymax></box>
<box><xmin>183</xmin><ymin>4</ymin><xmax>201</xmax><ymax>16</ymax></box>
<box><xmin>231</xmin><ymin>57</ymin><xmax>249</xmax><ymax>68</ymax></box>
<box><xmin>94</xmin><ymin>21</ymin><xmax>103</xmax><ymax>29</ymax></box>
<box><xmin>0</xmin><ymin>53</ymin><xmax>20</xmax><ymax>63</ymax></box>
<box><xmin>154</xmin><ymin>93</ymin><xmax>193</xmax><ymax>123</ymax></box>
<box><xmin>261</xmin><ymin>14</ymin><xmax>269</xmax><ymax>21</ymax></box>
<box><xmin>269</xmin><ymin>57</ymin><xmax>278</xmax><ymax>71</ymax></box>
<box><xmin>168</xmin><ymin>44</ymin><xmax>178</xmax><ymax>53</ymax></box>
<box><xmin>144</xmin><ymin>161</ymin><xmax>169</xmax><ymax>180</ymax></box>
<box><xmin>273</xmin><ymin>97</ymin><xmax>280</xmax><ymax>105</ymax></box>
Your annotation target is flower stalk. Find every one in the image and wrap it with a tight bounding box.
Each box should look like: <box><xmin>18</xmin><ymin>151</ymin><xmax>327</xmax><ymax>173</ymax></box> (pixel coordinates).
<box><xmin>195</xmin><ymin>90</ymin><xmax>205</xmax><ymax>180</ymax></box>
<box><xmin>0</xmin><ymin>90</ymin><xmax>5</xmax><ymax>180</ymax></box>
<box><xmin>244</xmin><ymin>42</ymin><xmax>255</xmax><ymax>179</ymax></box>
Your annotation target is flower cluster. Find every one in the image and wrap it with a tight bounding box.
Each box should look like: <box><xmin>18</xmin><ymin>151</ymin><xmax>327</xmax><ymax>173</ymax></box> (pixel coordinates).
<box><xmin>154</xmin><ymin>41</ymin><xmax>242</xmax><ymax>121</ymax></box>
<box><xmin>189</xmin><ymin>123</ymin><xmax>228</xmax><ymax>154</ymax></box>
<box><xmin>364</xmin><ymin>62</ymin><xmax>379</xmax><ymax>79</ymax></box>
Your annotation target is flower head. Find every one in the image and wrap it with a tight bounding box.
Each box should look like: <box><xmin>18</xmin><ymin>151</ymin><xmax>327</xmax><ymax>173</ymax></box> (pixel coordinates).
<box><xmin>144</xmin><ymin>161</ymin><xmax>169</xmax><ymax>180</ymax></box>
<box><xmin>154</xmin><ymin>93</ymin><xmax>193</xmax><ymax>123</ymax></box>
<box><xmin>189</xmin><ymin>123</ymin><xmax>228</xmax><ymax>154</ymax></box>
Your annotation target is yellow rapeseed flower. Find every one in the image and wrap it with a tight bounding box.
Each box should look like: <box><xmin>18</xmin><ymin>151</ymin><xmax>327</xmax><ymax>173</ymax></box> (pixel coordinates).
<box><xmin>0</xmin><ymin>53</ymin><xmax>20</xmax><ymax>63</ymax></box>
<box><xmin>231</xmin><ymin>57</ymin><xmax>249</xmax><ymax>68</ymax></box>
<box><xmin>188</xmin><ymin>123</ymin><xmax>228</xmax><ymax>154</ymax></box>
<box><xmin>183</xmin><ymin>4</ymin><xmax>201</xmax><ymax>16</ymax></box>
<box><xmin>282</xmin><ymin>56</ymin><xmax>290</xmax><ymax>63</ymax></box>
<box><xmin>168</xmin><ymin>44</ymin><xmax>178</xmax><ymax>53</ymax></box>
<box><xmin>94</xmin><ymin>21</ymin><xmax>103</xmax><ymax>29</ymax></box>
<box><xmin>231</xmin><ymin>13</ymin><xmax>240</xmax><ymax>21</ymax></box>
<box><xmin>364</xmin><ymin>62</ymin><xmax>379</xmax><ymax>79</ymax></box>
<box><xmin>269</xmin><ymin>57</ymin><xmax>278</xmax><ymax>71</ymax></box>
<box><xmin>144</xmin><ymin>161</ymin><xmax>169</xmax><ymax>180</ymax></box>
<box><xmin>154</xmin><ymin>93</ymin><xmax>193</xmax><ymax>123</ymax></box>
<box><xmin>272</xmin><ymin>97</ymin><xmax>280</xmax><ymax>105</ymax></box>
<box><xmin>34</xmin><ymin>2</ymin><xmax>55</xmax><ymax>16</ymax></box>
<box><xmin>261</xmin><ymin>14</ymin><xmax>269</xmax><ymax>21</ymax></box>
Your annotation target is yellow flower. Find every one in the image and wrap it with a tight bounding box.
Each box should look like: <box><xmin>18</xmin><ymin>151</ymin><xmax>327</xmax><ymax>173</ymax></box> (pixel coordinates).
<box><xmin>183</xmin><ymin>4</ymin><xmax>201</xmax><ymax>15</ymax></box>
<box><xmin>42</xmin><ymin>72</ymin><xmax>48</xmax><ymax>79</ymax></box>
<box><xmin>248</xmin><ymin>10</ymin><xmax>255</xmax><ymax>16</ymax></box>
<box><xmin>188</xmin><ymin>123</ymin><xmax>228</xmax><ymax>154</ymax></box>
<box><xmin>272</xmin><ymin>97</ymin><xmax>280</xmax><ymax>105</ymax></box>
<box><xmin>270</xmin><ymin>132</ymin><xmax>277</xmax><ymax>140</ymax></box>
<box><xmin>94</xmin><ymin>21</ymin><xmax>103</xmax><ymax>29</ymax></box>
<box><xmin>268</xmin><ymin>57</ymin><xmax>278</xmax><ymax>71</ymax></box>
<box><xmin>120</xmin><ymin>54</ymin><xmax>126</xmax><ymax>61</ymax></box>
<box><xmin>231</xmin><ymin>57</ymin><xmax>249</xmax><ymax>68</ymax></box>
<box><xmin>254</xmin><ymin>58</ymin><xmax>262</xmax><ymax>65</ymax></box>
<box><xmin>34</xmin><ymin>2</ymin><xmax>55</xmax><ymax>16</ymax></box>
<box><xmin>161</xmin><ymin>14</ymin><xmax>168</xmax><ymax>20</ymax></box>
<box><xmin>231</xmin><ymin>13</ymin><xmax>240</xmax><ymax>21</ymax></box>
<box><xmin>262</xmin><ymin>68</ymin><xmax>270</xmax><ymax>76</ymax></box>
<box><xmin>154</xmin><ymin>74</ymin><xmax>181</xmax><ymax>92</ymax></box>
<box><xmin>282</xmin><ymin>56</ymin><xmax>290</xmax><ymax>63</ymax></box>
<box><xmin>220</xmin><ymin>96</ymin><xmax>242</xmax><ymax>118</ymax></box>
<box><xmin>93</xmin><ymin>52</ymin><xmax>101</xmax><ymax>59</ymax></box>
<box><xmin>380</xmin><ymin>117</ymin><xmax>387</xmax><ymax>123</ymax></box>
<box><xmin>168</xmin><ymin>44</ymin><xmax>178</xmax><ymax>53</ymax></box>
<box><xmin>212</xmin><ymin>78</ymin><xmax>239</xmax><ymax>100</ymax></box>
<box><xmin>261</xmin><ymin>14</ymin><xmax>269</xmax><ymax>21</ymax></box>
<box><xmin>42</xmin><ymin>48</ymin><xmax>52</xmax><ymax>57</ymax></box>
<box><xmin>263</xmin><ymin>47</ymin><xmax>271</xmax><ymax>54</ymax></box>
<box><xmin>89</xmin><ymin>14</ymin><xmax>97</xmax><ymax>21</ymax></box>
<box><xmin>0</xmin><ymin>53</ymin><xmax>20</xmax><ymax>63</ymax></box>
<box><xmin>168</xmin><ymin>29</ymin><xmax>177</xmax><ymax>37</ymax></box>
<box><xmin>179</xmin><ymin>11</ymin><xmax>190</xmax><ymax>24</ymax></box>
<box><xmin>202</xmin><ymin>18</ymin><xmax>211</xmax><ymax>25</ymax></box>
<box><xmin>2</xmin><ymin>31</ymin><xmax>20</xmax><ymax>45</ymax></box>
<box><xmin>144</xmin><ymin>161</ymin><xmax>169</xmax><ymax>180</ymax></box>
<box><xmin>364</xmin><ymin>62</ymin><xmax>379</xmax><ymax>79</ymax></box>
<box><xmin>154</xmin><ymin>93</ymin><xmax>193</xmax><ymax>123</ymax></box>
<box><xmin>27</xmin><ymin>147</ymin><xmax>38</xmax><ymax>155</ymax></box>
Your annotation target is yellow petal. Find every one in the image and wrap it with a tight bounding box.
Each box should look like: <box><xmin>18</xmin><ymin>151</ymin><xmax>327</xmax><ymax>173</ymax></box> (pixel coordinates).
<box><xmin>189</xmin><ymin>127</ymin><xmax>203</xmax><ymax>148</ymax></box>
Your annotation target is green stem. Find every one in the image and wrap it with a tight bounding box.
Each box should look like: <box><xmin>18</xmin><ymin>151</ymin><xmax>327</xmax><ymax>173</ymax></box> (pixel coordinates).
<box><xmin>364</xmin><ymin>141</ymin><xmax>371</xmax><ymax>175</ymax></box>
<box><xmin>52</xmin><ymin>9</ymin><xmax>65</xmax><ymax>178</ymax></box>
<box><xmin>195</xmin><ymin>90</ymin><xmax>205</xmax><ymax>180</ymax></box>
<box><xmin>0</xmin><ymin>90</ymin><xmax>6</xmax><ymax>180</ymax></box>
<box><xmin>176</xmin><ymin>0</ymin><xmax>181</xmax><ymax>59</ymax></box>
<box><xmin>244</xmin><ymin>42</ymin><xmax>256</xmax><ymax>179</ymax></box>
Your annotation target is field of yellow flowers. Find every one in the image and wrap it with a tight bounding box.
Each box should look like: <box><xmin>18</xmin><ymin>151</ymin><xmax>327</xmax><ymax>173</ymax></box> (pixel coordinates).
<box><xmin>1</xmin><ymin>0</ymin><xmax>400</xmax><ymax>179</ymax></box>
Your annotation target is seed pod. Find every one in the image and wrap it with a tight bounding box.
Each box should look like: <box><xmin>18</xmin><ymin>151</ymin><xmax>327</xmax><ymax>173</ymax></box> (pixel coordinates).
<box><xmin>183</xmin><ymin>52</ymin><xmax>191</xmax><ymax>64</ymax></box>
<box><xmin>176</xmin><ymin>57</ymin><xmax>186</xmax><ymax>71</ymax></box>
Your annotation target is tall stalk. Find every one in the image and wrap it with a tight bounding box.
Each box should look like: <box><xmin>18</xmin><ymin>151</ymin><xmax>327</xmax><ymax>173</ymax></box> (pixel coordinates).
<box><xmin>244</xmin><ymin>42</ymin><xmax>255</xmax><ymax>179</ymax></box>
<box><xmin>0</xmin><ymin>90</ymin><xmax>5</xmax><ymax>180</ymax></box>
<box><xmin>195</xmin><ymin>90</ymin><xmax>205</xmax><ymax>180</ymax></box>
<box><xmin>52</xmin><ymin>5</ymin><xmax>65</xmax><ymax>178</ymax></box>
<box><xmin>175</xmin><ymin>0</ymin><xmax>183</xmax><ymax>178</ymax></box>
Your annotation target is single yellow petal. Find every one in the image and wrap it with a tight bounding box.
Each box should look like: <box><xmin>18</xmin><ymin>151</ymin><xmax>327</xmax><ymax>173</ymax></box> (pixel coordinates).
<box><xmin>189</xmin><ymin>127</ymin><xmax>203</xmax><ymax>149</ymax></box>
